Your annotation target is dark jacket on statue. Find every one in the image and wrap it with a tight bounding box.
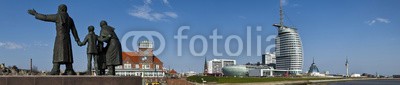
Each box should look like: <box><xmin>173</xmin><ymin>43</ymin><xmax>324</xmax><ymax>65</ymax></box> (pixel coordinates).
<box><xmin>34</xmin><ymin>11</ymin><xmax>80</xmax><ymax>64</ymax></box>
<box><xmin>99</xmin><ymin>25</ymin><xmax>122</xmax><ymax>66</ymax></box>
<box><xmin>81</xmin><ymin>32</ymin><xmax>98</xmax><ymax>54</ymax></box>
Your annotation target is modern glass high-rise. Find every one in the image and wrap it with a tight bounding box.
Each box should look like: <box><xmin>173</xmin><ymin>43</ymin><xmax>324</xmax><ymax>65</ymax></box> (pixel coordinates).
<box><xmin>273</xmin><ymin>0</ymin><xmax>304</xmax><ymax>74</ymax></box>
<box><xmin>273</xmin><ymin>24</ymin><xmax>303</xmax><ymax>74</ymax></box>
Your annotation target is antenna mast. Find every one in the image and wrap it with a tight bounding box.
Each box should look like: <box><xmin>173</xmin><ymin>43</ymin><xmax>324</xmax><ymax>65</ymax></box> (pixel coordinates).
<box><xmin>279</xmin><ymin>0</ymin><xmax>284</xmax><ymax>26</ymax></box>
<box><xmin>30</xmin><ymin>58</ymin><xmax>32</xmax><ymax>75</ymax></box>
<box><xmin>312</xmin><ymin>57</ymin><xmax>315</xmax><ymax>64</ymax></box>
<box><xmin>345</xmin><ymin>57</ymin><xmax>349</xmax><ymax>77</ymax></box>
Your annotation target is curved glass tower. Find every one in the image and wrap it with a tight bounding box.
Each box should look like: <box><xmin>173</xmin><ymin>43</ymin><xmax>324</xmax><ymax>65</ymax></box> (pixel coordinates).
<box><xmin>274</xmin><ymin>24</ymin><xmax>303</xmax><ymax>74</ymax></box>
<box><xmin>273</xmin><ymin>0</ymin><xmax>303</xmax><ymax>74</ymax></box>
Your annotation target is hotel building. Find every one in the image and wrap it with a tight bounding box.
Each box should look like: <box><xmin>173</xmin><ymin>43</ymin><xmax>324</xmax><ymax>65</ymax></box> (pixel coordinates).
<box><xmin>115</xmin><ymin>40</ymin><xmax>165</xmax><ymax>79</ymax></box>
<box><xmin>274</xmin><ymin>24</ymin><xmax>303</xmax><ymax>74</ymax></box>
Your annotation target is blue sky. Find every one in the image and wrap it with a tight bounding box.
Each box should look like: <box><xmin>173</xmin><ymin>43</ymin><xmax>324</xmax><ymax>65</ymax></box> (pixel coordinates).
<box><xmin>0</xmin><ymin>0</ymin><xmax>399</xmax><ymax>75</ymax></box>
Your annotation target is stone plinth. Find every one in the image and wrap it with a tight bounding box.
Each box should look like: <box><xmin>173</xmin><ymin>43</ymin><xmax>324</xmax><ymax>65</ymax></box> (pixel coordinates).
<box><xmin>0</xmin><ymin>76</ymin><xmax>142</xmax><ymax>85</ymax></box>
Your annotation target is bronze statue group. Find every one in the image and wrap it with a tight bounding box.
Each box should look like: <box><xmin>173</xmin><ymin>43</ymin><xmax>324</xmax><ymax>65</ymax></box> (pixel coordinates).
<box><xmin>27</xmin><ymin>4</ymin><xmax>122</xmax><ymax>75</ymax></box>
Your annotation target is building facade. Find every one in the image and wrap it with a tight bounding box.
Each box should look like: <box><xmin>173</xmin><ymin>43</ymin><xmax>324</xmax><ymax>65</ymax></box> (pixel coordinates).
<box><xmin>308</xmin><ymin>58</ymin><xmax>319</xmax><ymax>74</ymax></box>
<box><xmin>206</xmin><ymin>59</ymin><xmax>236</xmax><ymax>75</ymax></box>
<box><xmin>221</xmin><ymin>65</ymin><xmax>248</xmax><ymax>76</ymax></box>
<box><xmin>274</xmin><ymin>24</ymin><xmax>303</xmax><ymax>74</ymax></box>
<box><xmin>262</xmin><ymin>52</ymin><xmax>276</xmax><ymax>65</ymax></box>
<box><xmin>115</xmin><ymin>40</ymin><xmax>165</xmax><ymax>79</ymax></box>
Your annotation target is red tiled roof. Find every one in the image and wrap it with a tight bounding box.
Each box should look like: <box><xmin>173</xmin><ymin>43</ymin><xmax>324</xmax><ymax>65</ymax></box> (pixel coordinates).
<box><xmin>122</xmin><ymin>52</ymin><xmax>163</xmax><ymax>64</ymax></box>
<box><xmin>122</xmin><ymin>52</ymin><xmax>140</xmax><ymax>63</ymax></box>
<box><xmin>169</xmin><ymin>69</ymin><xmax>177</xmax><ymax>74</ymax></box>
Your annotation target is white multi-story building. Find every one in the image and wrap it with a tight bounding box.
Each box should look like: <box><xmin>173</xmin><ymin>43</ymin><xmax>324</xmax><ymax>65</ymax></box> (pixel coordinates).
<box><xmin>115</xmin><ymin>40</ymin><xmax>165</xmax><ymax>82</ymax></box>
<box><xmin>274</xmin><ymin>24</ymin><xmax>304</xmax><ymax>74</ymax></box>
<box><xmin>271</xmin><ymin>0</ymin><xmax>304</xmax><ymax>75</ymax></box>
<box><xmin>206</xmin><ymin>59</ymin><xmax>236</xmax><ymax>75</ymax></box>
<box><xmin>262</xmin><ymin>52</ymin><xmax>276</xmax><ymax>65</ymax></box>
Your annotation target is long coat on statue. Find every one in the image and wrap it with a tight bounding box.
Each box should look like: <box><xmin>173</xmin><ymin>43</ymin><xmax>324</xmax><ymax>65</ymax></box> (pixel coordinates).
<box><xmin>33</xmin><ymin>10</ymin><xmax>80</xmax><ymax>64</ymax></box>
<box><xmin>99</xmin><ymin>24</ymin><xmax>122</xmax><ymax>66</ymax></box>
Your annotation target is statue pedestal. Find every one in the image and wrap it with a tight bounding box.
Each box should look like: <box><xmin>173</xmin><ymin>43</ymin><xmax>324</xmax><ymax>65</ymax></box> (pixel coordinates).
<box><xmin>0</xmin><ymin>76</ymin><xmax>142</xmax><ymax>85</ymax></box>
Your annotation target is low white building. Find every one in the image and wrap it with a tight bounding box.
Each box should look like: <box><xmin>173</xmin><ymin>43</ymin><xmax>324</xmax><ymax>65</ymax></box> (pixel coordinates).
<box><xmin>248</xmin><ymin>68</ymin><xmax>274</xmax><ymax>77</ymax></box>
<box><xmin>262</xmin><ymin>52</ymin><xmax>276</xmax><ymax>65</ymax></box>
<box><xmin>182</xmin><ymin>71</ymin><xmax>197</xmax><ymax>77</ymax></box>
<box><xmin>351</xmin><ymin>74</ymin><xmax>361</xmax><ymax>77</ymax></box>
<box><xmin>309</xmin><ymin>72</ymin><xmax>326</xmax><ymax>77</ymax></box>
<box><xmin>207</xmin><ymin>59</ymin><xmax>236</xmax><ymax>75</ymax></box>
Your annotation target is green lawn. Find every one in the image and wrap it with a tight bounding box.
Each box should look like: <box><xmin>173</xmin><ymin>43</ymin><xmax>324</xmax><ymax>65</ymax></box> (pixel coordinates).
<box><xmin>218</xmin><ymin>77</ymin><xmax>337</xmax><ymax>83</ymax></box>
<box><xmin>186</xmin><ymin>76</ymin><xmax>218</xmax><ymax>83</ymax></box>
<box><xmin>187</xmin><ymin>76</ymin><xmax>341</xmax><ymax>83</ymax></box>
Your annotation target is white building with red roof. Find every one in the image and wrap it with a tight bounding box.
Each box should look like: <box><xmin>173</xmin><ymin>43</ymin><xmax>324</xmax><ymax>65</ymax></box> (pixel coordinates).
<box><xmin>115</xmin><ymin>40</ymin><xmax>165</xmax><ymax>78</ymax></box>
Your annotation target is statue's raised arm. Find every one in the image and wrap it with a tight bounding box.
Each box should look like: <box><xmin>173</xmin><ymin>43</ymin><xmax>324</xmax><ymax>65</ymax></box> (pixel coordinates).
<box><xmin>28</xmin><ymin>9</ymin><xmax>57</xmax><ymax>22</ymax></box>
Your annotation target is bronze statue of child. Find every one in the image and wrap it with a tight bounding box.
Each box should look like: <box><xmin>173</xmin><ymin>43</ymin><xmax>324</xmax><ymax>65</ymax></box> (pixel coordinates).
<box><xmin>79</xmin><ymin>26</ymin><xmax>99</xmax><ymax>75</ymax></box>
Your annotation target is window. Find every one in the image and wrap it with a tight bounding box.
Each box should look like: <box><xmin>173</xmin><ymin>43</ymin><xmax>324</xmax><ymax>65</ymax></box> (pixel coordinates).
<box><xmin>144</xmin><ymin>72</ymin><xmax>149</xmax><ymax>76</ymax></box>
<box><xmin>156</xmin><ymin>65</ymin><xmax>159</xmax><ymax>69</ymax></box>
<box><xmin>135</xmin><ymin>64</ymin><xmax>139</xmax><ymax>69</ymax></box>
<box><xmin>149</xmin><ymin>72</ymin><xmax>154</xmax><ymax>76</ymax></box>
<box><xmin>124</xmin><ymin>64</ymin><xmax>131</xmax><ymax>69</ymax></box>
<box><xmin>142</xmin><ymin>64</ymin><xmax>150</xmax><ymax>69</ymax></box>
<box><xmin>116</xmin><ymin>65</ymin><xmax>122</xmax><ymax>69</ymax></box>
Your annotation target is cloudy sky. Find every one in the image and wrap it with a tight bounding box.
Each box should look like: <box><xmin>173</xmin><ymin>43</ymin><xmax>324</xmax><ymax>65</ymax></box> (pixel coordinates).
<box><xmin>0</xmin><ymin>0</ymin><xmax>399</xmax><ymax>75</ymax></box>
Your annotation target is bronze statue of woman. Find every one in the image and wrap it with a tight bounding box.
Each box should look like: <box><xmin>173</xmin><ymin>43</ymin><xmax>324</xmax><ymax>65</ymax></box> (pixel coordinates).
<box><xmin>98</xmin><ymin>20</ymin><xmax>122</xmax><ymax>75</ymax></box>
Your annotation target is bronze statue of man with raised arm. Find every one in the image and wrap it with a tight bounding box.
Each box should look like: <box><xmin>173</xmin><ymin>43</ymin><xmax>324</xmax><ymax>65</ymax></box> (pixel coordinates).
<box><xmin>28</xmin><ymin>4</ymin><xmax>80</xmax><ymax>75</ymax></box>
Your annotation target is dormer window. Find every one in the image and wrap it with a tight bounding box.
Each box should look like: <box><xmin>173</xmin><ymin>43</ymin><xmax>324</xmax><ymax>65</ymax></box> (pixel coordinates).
<box><xmin>124</xmin><ymin>64</ymin><xmax>131</xmax><ymax>69</ymax></box>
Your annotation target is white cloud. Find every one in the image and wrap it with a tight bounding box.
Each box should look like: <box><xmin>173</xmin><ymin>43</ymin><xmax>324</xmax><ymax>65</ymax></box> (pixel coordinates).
<box><xmin>129</xmin><ymin>5</ymin><xmax>158</xmax><ymax>21</ymax></box>
<box><xmin>0</xmin><ymin>42</ymin><xmax>23</xmax><ymax>50</ymax></box>
<box><xmin>33</xmin><ymin>41</ymin><xmax>49</xmax><ymax>47</ymax></box>
<box><xmin>366</xmin><ymin>17</ymin><xmax>391</xmax><ymax>25</ymax></box>
<box><xmin>366</xmin><ymin>20</ymin><xmax>376</xmax><ymax>25</ymax></box>
<box><xmin>129</xmin><ymin>0</ymin><xmax>178</xmax><ymax>21</ymax></box>
<box><xmin>145</xmin><ymin>0</ymin><xmax>152</xmax><ymax>4</ymax></box>
<box><xmin>281</xmin><ymin>0</ymin><xmax>301</xmax><ymax>7</ymax></box>
<box><xmin>164</xmin><ymin>12</ymin><xmax>178</xmax><ymax>18</ymax></box>
<box><xmin>282</xmin><ymin>0</ymin><xmax>288</xmax><ymax>6</ymax></box>
<box><xmin>162</xmin><ymin>0</ymin><xmax>169</xmax><ymax>5</ymax></box>
<box><xmin>376</xmin><ymin>18</ymin><xmax>390</xmax><ymax>23</ymax></box>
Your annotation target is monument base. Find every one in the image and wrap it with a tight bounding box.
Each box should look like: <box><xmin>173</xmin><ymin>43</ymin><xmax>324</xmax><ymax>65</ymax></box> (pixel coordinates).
<box><xmin>0</xmin><ymin>76</ymin><xmax>142</xmax><ymax>85</ymax></box>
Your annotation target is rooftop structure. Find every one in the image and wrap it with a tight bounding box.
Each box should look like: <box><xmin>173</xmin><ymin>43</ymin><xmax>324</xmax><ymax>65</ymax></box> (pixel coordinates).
<box><xmin>308</xmin><ymin>58</ymin><xmax>319</xmax><ymax>73</ymax></box>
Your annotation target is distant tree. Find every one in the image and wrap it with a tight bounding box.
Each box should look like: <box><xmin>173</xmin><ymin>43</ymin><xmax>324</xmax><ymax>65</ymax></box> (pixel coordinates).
<box><xmin>245</xmin><ymin>62</ymin><xmax>251</xmax><ymax>65</ymax></box>
<box><xmin>361</xmin><ymin>73</ymin><xmax>368</xmax><ymax>76</ymax></box>
<box><xmin>11</xmin><ymin>65</ymin><xmax>18</xmax><ymax>70</ymax></box>
<box><xmin>256</xmin><ymin>62</ymin><xmax>261</xmax><ymax>66</ymax></box>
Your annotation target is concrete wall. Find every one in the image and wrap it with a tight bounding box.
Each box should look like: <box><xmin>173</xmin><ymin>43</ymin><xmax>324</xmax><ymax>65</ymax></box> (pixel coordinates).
<box><xmin>0</xmin><ymin>76</ymin><xmax>142</xmax><ymax>85</ymax></box>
